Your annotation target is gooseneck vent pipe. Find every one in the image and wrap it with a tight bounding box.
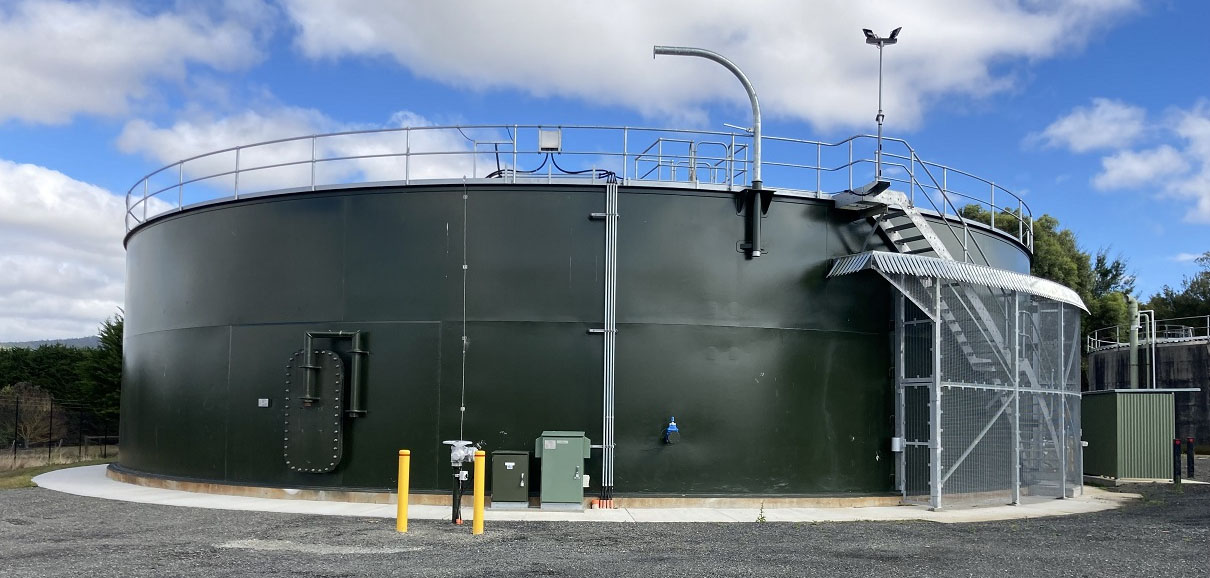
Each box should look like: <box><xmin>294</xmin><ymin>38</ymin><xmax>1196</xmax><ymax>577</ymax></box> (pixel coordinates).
<box><xmin>652</xmin><ymin>46</ymin><xmax>761</xmax><ymax>186</ymax></box>
<box><xmin>301</xmin><ymin>330</ymin><xmax>369</xmax><ymax>416</ymax></box>
<box><xmin>654</xmin><ymin>45</ymin><xmax>771</xmax><ymax>258</ymax></box>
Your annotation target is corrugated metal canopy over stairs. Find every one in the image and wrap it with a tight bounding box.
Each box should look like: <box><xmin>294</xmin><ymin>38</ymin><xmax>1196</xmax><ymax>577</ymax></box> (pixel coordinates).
<box><xmin>827</xmin><ymin>250</ymin><xmax>1088</xmax><ymax>312</ymax></box>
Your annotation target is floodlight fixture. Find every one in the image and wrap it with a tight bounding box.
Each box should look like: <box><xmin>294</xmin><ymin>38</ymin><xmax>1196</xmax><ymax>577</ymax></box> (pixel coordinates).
<box><xmin>862</xmin><ymin>27</ymin><xmax>902</xmax><ymax>179</ymax></box>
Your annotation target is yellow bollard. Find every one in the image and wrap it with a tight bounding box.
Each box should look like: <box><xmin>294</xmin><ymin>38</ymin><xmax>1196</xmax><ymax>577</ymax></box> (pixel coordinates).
<box><xmin>472</xmin><ymin>450</ymin><xmax>486</xmax><ymax>535</ymax></box>
<box><xmin>396</xmin><ymin>450</ymin><xmax>410</xmax><ymax>533</ymax></box>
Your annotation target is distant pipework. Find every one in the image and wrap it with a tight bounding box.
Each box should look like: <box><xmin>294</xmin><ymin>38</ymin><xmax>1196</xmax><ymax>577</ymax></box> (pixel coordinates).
<box><xmin>1129</xmin><ymin>295</ymin><xmax>1139</xmax><ymax>389</ymax></box>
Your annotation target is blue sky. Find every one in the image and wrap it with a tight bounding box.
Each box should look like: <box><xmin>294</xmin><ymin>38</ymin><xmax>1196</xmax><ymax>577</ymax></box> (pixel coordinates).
<box><xmin>0</xmin><ymin>0</ymin><xmax>1207</xmax><ymax>341</ymax></box>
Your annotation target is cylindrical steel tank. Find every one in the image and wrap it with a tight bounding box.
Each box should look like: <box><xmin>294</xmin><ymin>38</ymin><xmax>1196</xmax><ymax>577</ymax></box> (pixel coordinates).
<box><xmin>118</xmin><ymin>180</ymin><xmax>1030</xmax><ymax>495</ymax></box>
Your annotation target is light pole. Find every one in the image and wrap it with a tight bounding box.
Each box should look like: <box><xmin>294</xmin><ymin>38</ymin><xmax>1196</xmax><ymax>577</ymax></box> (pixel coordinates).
<box><xmin>863</xmin><ymin>27</ymin><xmax>900</xmax><ymax>180</ymax></box>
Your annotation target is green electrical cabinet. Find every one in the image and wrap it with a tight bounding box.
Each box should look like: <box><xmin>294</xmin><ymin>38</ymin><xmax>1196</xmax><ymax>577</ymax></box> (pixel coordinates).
<box><xmin>534</xmin><ymin>431</ymin><xmax>591</xmax><ymax>507</ymax></box>
<box><xmin>491</xmin><ymin>450</ymin><xmax>530</xmax><ymax>506</ymax></box>
<box><xmin>1082</xmin><ymin>390</ymin><xmax>1176</xmax><ymax>479</ymax></box>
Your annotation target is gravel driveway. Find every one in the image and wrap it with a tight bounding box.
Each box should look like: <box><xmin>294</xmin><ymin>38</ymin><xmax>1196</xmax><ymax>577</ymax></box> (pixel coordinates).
<box><xmin>1</xmin><ymin>470</ymin><xmax>1206</xmax><ymax>578</ymax></box>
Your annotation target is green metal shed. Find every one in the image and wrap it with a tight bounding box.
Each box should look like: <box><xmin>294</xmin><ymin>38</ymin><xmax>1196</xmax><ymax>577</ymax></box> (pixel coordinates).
<box><xmin>1082</xmin><ymin>390</ymin><xmax>1182</xmax><ymax>479</ymax></box>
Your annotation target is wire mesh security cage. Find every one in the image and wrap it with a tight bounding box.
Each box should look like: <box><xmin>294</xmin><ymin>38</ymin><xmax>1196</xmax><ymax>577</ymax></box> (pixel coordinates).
<box><xmin>834</xmin><ymin>252</ymin><xmax>1086</xmax><ymax>509</ymax></box>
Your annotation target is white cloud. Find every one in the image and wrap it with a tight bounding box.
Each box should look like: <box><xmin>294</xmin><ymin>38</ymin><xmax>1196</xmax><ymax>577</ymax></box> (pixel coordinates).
<box><xmin>1033</xmin><ymin>98</ymin><xmax>1147</xmax><ymax>152</ymax></box>
<box><xmin>0</xmin><ymin>160</ymin><xmax>125</xmax><ymax>341</ymax></box>
<box><xmin>1083</xmin><ymin>100</ymin><xmax>1210</xmax><ymax>223</ymax></box>
<box><xmin>1091</xmin><ymin>145</ymin><xmax>1188</xmax><ymax>190</ymax></box>
<box><xmin>0</xmin><ymin>0</ymin><xmax>270</xmax><ymax>124</ymax></box>
<box><xmin>1166</xmin><ymin>101</ymin><xmax>1210</xmax><ymax>223</ymax></box>
<box><xmin>1171</xmin><ymin>253</ymin><xmax>1203</xmax><ymax>262</ymax></box>
<box><xmin>279</xmin><ymin>0</ymin><xmax>1138</xmax><ymax>131</ymax></box>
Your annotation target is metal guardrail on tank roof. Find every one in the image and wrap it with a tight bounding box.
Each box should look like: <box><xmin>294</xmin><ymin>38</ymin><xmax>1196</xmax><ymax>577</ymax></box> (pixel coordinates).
<box><xmin>123</xmin><ymin>124</ymin><xmax>1034</xmax><ymax>252</ymax></box>
<box><xmin>1088</xmin><ymin>315</ymin><xmax>1210</xmax><ymax>352</ymax></box>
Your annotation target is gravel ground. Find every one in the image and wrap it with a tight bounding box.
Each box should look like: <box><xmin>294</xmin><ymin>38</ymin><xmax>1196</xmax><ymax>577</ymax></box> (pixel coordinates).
<box><xmin>1</xmin><ymin>468</ymin><xmax>1207</xmax><ymax>578</ymax></box>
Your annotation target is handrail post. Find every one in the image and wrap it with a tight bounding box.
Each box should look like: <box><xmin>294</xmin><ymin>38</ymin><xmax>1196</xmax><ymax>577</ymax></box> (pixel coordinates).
<box><xmin>816</xmin><ymin>142</ymin><xmax>821</xmax><ymax>193</ymax></box>
<box><xmin>729</xmin><ymin>133</ymin><xmax>735</xmax><ymax>190</ymax></box>
<box><xmin>1018</xmin><ymin>200</ymin><xmax>1023</xmax><ymax>241</ymax></box>
<box><xmin>310</xmin><ymin>136</ymin><xmax>316</xmax><ymax>191</ymax></box>
<box><xmin>405</xmin><ymin>128</ymin><xmax>411</xmax><ymax>185</ymax></box>
<box><xmin>659</xmin><ymin>139</ymin><xmax>664</xmax><ymax>180</ymax></box>
<box><xmin>512</xmin><ymin>125</ymin><xmax>519</xmax><ymax>184</ymax></box>
<box><xmin>178</xmin><ymin>163</ymin><xmax>184</xmax><ymax>210</ymax></box>
<box><xmin>234</xmin><ymin>147</ymin><xmax>240</xmax><ymax>198</ymax></box>
<box><xmin>848</xmin><ymin>140</ymin><xmax>853</xmax><ymax>190</ymax></box>
<box><xmin>939</xmin><ymin>167</ymin><xmax>946</xmax><ymax>216</ymax></box>
<box><xmin>143</xmin><ymin>179</ymin><xmax>148</xmax><ymax>221</ymax></box>
<box><xmin>622</xmin><ymin>127</ymin><xmax>628</xmax><ymax>183</ymax></box>
<box><xmin>989</xmin><ymin>182</ymin><xmax>996</xmax><ymax>222</ymax></box>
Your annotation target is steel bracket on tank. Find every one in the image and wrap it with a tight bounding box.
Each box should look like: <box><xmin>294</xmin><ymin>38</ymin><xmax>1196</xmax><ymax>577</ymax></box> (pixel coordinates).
<box><xmin>736</xmin><ymin>183</ymin><xmax>775</xmax><ymax>259</ymax></box>
<box><xmin>300</xmin><ymin>330</ymin><xmax>370</xmax><ymax>417</ymax></box>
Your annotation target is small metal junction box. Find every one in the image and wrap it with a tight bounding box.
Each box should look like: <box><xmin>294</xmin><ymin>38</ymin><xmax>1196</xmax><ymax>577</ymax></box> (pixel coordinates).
<box><xmin>491</xmin><ymin>450</ymin><xmax>530</xmax><ymax>505</ymax></box>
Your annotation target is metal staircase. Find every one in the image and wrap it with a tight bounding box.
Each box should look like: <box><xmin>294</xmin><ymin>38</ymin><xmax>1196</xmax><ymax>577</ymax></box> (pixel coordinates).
<box><xmin>835</xmin><ymin>183</ymin><xmax>1011</xmax><ymax>383</ymax></box>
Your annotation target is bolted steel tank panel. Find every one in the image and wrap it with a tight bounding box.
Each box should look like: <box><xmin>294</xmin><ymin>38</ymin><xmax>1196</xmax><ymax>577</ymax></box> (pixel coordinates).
<box><xmin>120</xmin><ymin>183</ymin><xmax>1029</xmax><ymax>494</ymax></box>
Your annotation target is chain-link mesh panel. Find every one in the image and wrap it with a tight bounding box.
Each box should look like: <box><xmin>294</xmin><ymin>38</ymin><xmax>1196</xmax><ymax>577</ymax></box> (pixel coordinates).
<box><xmin>903</xmin><ymin>445</ymin><xmax>931</xmax><ymax>503</ymax></box>
<box><xmin>1062</xmin><ymin>392</ymin><xmax>1082</xmax><ymax>496</ymax></box>
<box><xmin>939</xmin><ymin>282</ymin><xmax>1015</xmax><ymax>388</ymax></box>
<box><xmin>1020</xmin><ymin>391</ymin><xmax>1066</xmax><ymax>498</ymax></box>
<box><xmin>939</xmin><ymin>386</ymin><xmax>1015</xmax><ymax>505</ymax></box>
<box><xmin>1063</xmin><ymin>304</ymin><xmax>1082</xmax><ymax>392</ymax></box>
<box><xmin>889</xmin><ymin>274</ymin><xmax>938</xmax><ymax>321</ymax></box>
<box><xmin>902</xmin><ymin>385</ymin><xmax>931</xmax><ymax>503</ymax></box>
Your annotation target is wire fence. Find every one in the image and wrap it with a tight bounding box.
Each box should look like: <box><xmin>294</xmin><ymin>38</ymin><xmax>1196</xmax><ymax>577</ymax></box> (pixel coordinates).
<box><xmin>0</xmin><ymin>393</ymin><xmax>119</xmax><ymax>471</ymax></box>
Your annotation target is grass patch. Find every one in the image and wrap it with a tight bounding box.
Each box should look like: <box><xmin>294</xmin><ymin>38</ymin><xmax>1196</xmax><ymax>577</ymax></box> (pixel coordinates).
<box><xmin>0</xmin><ymin>458</ymin><xmax>113</xmax><ymax>490</ymax></box>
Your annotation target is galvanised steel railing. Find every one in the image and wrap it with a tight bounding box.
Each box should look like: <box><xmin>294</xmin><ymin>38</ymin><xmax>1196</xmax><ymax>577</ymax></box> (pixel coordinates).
<box><xmin>124</xmin><ymin>124</ymin><xmax>1034</xmax><ymax>251</ymax></box>
<box><xmin>1087</xmin><ymin>315</ymin><xmax>1210</xmax><ymax>351</ymax></box>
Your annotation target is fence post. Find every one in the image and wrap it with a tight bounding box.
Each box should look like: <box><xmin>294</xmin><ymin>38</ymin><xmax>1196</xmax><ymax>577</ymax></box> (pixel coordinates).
<box><xmin>1173</xmin><ymin>439</ymin><xmax>1182</xmax><ymax>486</ymax></box>
<box><xmin>102</xmin><ymin>422</ymin><xmax>108</xmax><ymax>459</ymax></box>
<box><xmin>47</xmin><ymin>403</ymin><xmax>54</xmax><ymax>463</ymax></box>
<box><xmin>11</xmin><ymin>397</ymin><xmax>17</xmax><ymax>465</ymax></box>
<box><xmin>1187</xmin><ymin>438</ymin><xmax>1196</xmax><ymax>478</ymax></box>
<box><xmin>77</xmin><ymin>410</ymin><xmax>83</xmax><ymax>460</ymax></box>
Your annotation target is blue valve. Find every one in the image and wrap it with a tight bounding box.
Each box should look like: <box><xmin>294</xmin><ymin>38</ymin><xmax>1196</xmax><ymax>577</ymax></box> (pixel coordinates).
<box><xmin>663</xmin><ymin>416</ymin><xmax>680</xmax><ymax>444</ymax></box>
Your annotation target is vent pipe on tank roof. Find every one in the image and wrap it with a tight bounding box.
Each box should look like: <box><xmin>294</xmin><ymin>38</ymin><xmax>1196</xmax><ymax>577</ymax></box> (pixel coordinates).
<box><xmin>654</xmin><ymin>45</ymin><xmax>772</xmax><ymax>258</ymax></box>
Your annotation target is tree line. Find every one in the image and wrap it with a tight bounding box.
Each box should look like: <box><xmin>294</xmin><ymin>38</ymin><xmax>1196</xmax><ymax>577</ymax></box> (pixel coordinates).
<box><xmin>0</xmin><ymin>314</ymin><xmax>122</xmax><ymax>420</ymax></box>
<box><xmin>960</xmin><ymin>206</ymin><xmax>1207</xmax><ymax>336</ymax></box>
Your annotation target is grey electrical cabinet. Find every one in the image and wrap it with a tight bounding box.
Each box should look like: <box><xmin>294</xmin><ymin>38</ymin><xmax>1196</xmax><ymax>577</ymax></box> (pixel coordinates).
<box><xmin>534</xmin><ymin>431</ymin><xmax>591</xmax><ymax>507</ymax></box>
<box><xmin>491</xmin><ymin>450</ymin><xmax>530</xmax><ymax>505</ymax></box>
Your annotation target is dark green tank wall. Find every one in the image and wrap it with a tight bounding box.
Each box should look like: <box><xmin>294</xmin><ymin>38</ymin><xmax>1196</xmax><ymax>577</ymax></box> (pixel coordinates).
<box><xmin>120</xmin><ymin>184</ymin><xmax>1028</xmax><ymax>495</ymax></box>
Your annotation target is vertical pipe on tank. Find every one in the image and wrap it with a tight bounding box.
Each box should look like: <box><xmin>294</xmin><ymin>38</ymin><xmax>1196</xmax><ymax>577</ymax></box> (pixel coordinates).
<box><xmin>1139</xmin><ymin>309</ymin><xmax>1157</xmax><ymax>389</ymax></box>
<box><xmin>599</xmin><ymin>179</ymin><xmax>619</xmax><ymax>503</ymax></box>
<box><xmin>302</xmin><ymin>332</ymin><xmax>320</xmax><ymax>404</ymax></box>
<box><xmin>1128</xmin><ymin>296</ymin><xmax>1139</xmax><ymax>389</ymax></box>
<box><xmin>347</xmin><ymin>332</ymin><xmax>368</xmax><ymax>416</ymax></box>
